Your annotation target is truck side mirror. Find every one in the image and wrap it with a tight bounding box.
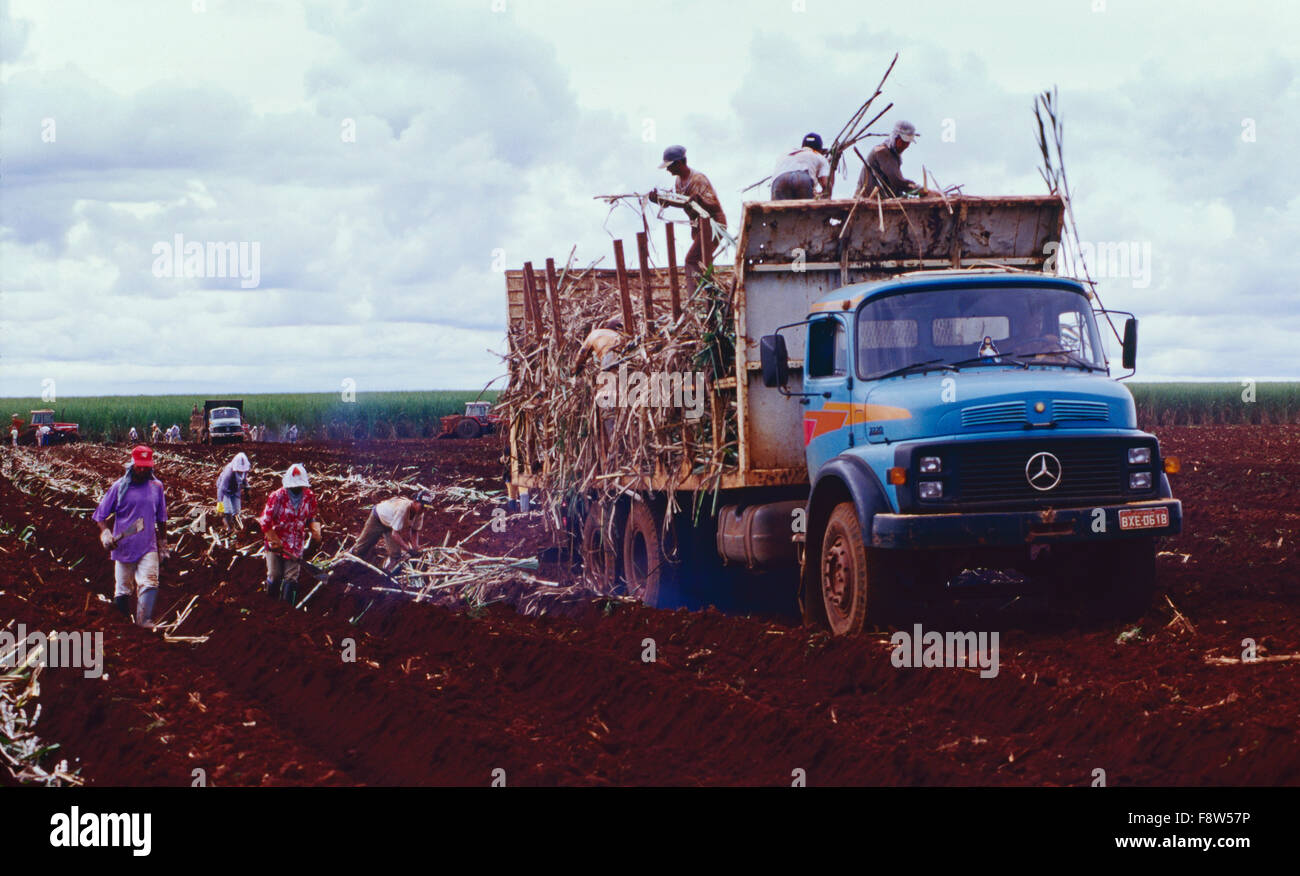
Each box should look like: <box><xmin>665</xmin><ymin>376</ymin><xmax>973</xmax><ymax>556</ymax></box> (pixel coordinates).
<box><xmin>1121</xmin><ymin>318</ymin><xmax>1138</xmax><ymax>370</ymax></box>
<box><xmin>760</xmin><ymin>335</ymin><xmax>789</xmax><ymax>387</ymax></box>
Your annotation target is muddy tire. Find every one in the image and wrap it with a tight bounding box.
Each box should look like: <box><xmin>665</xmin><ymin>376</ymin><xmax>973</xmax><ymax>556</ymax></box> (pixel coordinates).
<box><xmin>621</xmin><ymin>498</ymin><xmax>682</xmax><ymax>608</ymax></box>
<box><xmin>580</xmin><ymin>501</ymin><xmax>621</xmax><ymax>592</ymax></box>
<box><xmin>819</xmin><ymin>502</ymin><xmax>894</xmax><ymax>636</ymax></box>
<box><xmin>455</xmin><ymin>418</ymin><xmax>481</xmax><ymax>439</ymax></box>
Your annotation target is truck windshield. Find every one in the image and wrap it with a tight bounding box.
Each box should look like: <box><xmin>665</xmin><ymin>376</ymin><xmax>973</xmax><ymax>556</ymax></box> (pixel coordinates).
<box><xmin>212</xmin><ymin>408</ymin><xmax>239</xmax><ymax>419</ymax></box>
<box><xmin>857</xmin><ymin>285</ymin><xmax>1105</xmax><ymax>378</ymax></box>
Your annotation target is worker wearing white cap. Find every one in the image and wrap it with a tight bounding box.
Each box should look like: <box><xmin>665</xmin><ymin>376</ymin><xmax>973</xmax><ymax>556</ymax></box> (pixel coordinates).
<box><xmin>257</xmin><ymin>463</ymin><xmax>322</xmax><ymax>603</ymax></box>
<box><xmin>857</xmin><ymin>120</ymin><xmax>928</xmax><ymax>198</ymax></box>
<box><xmin>216</xmin><ymin>452</ymin><xmax>252</xmax><ymax>532</ymax></box>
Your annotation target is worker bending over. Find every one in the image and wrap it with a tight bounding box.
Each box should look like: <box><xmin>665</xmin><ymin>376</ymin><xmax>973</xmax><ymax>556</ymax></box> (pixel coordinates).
<box><xmin>771</xmin><ymin>133</ymin><xmax>830</xmax><ymax>200</ymax></box>
<box><xmin>857</xmin><ymin>120</ymin><xmax>935</xmax><ymax>199</ymax></box>
<box><xmin>216</xmin><ymin>452</ymin><xmax>251</xmax><ymax>532</ymax></box>
<box><xmin>353</xmin><ymin>491</ymin><xmax>431</xmax><ymax>573</ymax></box>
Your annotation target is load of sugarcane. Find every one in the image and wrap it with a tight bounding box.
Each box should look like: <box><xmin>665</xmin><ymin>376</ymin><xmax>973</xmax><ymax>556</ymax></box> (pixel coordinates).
<box><xmin>497</xmin><ymin>259</ymin><xmax>739</xmax><ymax>537</ymax></box>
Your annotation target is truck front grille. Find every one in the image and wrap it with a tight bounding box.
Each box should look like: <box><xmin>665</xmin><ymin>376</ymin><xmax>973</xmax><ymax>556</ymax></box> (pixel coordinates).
<box><xmin>950</xmin><ymin>439</ymin><xmax>1130</xmax><ymax>506</ymax></box>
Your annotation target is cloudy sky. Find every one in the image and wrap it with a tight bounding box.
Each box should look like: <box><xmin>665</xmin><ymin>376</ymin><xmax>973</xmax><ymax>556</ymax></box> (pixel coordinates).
<box><xmin>1</xmin><ymin>0</ymin><xmax>1297</xmax><ymax>396</ymax></box>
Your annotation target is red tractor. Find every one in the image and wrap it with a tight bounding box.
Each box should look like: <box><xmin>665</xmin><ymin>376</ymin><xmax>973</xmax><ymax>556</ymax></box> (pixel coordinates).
<box><xmin>20</xmin><ymin>409</ymin><xmax>80</xmax><ymax>445</ymax></box>
<box><xmin>438</xmin><ymin>401</ymin><xmax>501</xmax><ymax>439</ymax></box>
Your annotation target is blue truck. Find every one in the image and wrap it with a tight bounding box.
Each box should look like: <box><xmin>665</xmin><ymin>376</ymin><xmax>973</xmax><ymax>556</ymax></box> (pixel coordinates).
<box><xmin>507</xmin><ymin>195</ymin><xmax>1182</xmax><ymax>633</ymax></box>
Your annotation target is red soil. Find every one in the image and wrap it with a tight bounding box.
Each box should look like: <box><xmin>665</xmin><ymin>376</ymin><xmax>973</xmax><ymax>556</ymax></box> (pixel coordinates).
<box><xmin>0</xmin><ymin>426</ymin><xmax>1296</xmax><ymax>786</ymax></box>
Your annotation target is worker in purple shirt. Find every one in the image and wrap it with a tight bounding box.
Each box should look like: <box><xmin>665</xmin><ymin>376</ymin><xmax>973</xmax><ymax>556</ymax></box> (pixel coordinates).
<box><xmin>92</xmin><ymin>445</ymin><xmax>169</xmax><ymax>628</ymax></box>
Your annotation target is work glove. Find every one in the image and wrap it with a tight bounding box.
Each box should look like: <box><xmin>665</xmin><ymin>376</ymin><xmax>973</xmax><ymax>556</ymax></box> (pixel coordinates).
<box><xmin>158</xmin><ymin>543</ymin><xmax>170</xmax><ymax>561</ymax></box>
<box><xmin>310</xmin><ymin>521</ymin><xmax>323</xmax><ymax>542</ymax></box>
<box><xmin>99</xmin><ymin>529</ymin><xmax>115</xmax><ymax>550</ymax></box>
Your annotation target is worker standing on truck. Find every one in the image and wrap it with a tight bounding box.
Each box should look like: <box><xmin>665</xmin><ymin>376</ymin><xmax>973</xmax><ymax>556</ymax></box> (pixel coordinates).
<box><xmin>10</xmin><ymin>425</ymin><xmax>18</xmax><ymax>448</ymax></box>
<box><xmin>189</xmin><ymin>404</ymin><xmax>203</xmax><ymax>441</ymax></box>
<box><xmin>216</xmin><ymin>452</ymin><xmax>251</xmax><ymax>532</ymax></box>
<box><xmin>352</xmin><ymin>491</ymin><xmax>431</xmax><ymax>573</ymax></box>
<box><xmin>857</xmin><ymin>120</ymin><xmax>931</xmax><ymax>199</ymax></box>
<box><xmin>92</xmin><ymin>445</ymin><xmax>169</xmax><ymax>628</ymax></box>
<box><xmin>771</xmin><ymin>133</ymin><xmax>830</xmax><ymax>200</ymax></box>
<box><xmin>258</xmin><ymin>463</ymin><xmax>321</xmax><ymax>604</ymax></box>
<box><xmin>648</xmin><ymin>145</ymin><xmax>727</xmax><ymax>292</ymax></box>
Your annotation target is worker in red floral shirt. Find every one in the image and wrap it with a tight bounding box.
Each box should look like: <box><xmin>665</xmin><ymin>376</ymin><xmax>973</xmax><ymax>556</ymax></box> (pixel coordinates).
<box><xmin>258</xmin><ymin>462</ymin><xmax>321</xmax><ymax>604</ymax></box>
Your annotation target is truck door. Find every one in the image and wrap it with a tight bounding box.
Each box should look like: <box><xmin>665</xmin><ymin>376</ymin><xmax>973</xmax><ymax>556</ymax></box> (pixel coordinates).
<box><xmin>803</xmin><ymin>315</ymin><xmax>854</xmax><ymax>469</ymax></box>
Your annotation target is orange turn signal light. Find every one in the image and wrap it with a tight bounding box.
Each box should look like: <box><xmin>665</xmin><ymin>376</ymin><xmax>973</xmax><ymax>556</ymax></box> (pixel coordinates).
<box><xmin>1163</xmin><ymin>456</ymin><xmax>1181</xmax><ymax>475</ymax></box>
<box><xmin>887</xmin><ymin>467</ymin><xmax>908</xmax><ymax>485</ymax></box>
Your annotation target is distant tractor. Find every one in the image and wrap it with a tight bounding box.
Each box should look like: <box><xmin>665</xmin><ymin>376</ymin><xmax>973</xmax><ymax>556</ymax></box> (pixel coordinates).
<box><xmin>20</xmin><ymin>409</ymin><xmax>80</xmax><ymax>445</ymax></box>
<box><xmin>439</xmin><ymin>401</ymin><xmax>500</xmax><ymax>439</ymax></box>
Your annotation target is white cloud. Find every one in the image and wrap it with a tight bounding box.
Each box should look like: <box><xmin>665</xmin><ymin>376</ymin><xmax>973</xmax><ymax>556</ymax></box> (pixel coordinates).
<box><xmin>1</xmin><ymin>0</ymin><xmax>1298</xmax><ymax>394</ymax></box>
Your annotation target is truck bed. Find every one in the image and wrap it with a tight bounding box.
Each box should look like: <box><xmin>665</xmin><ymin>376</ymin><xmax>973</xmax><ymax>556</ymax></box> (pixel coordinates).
<box><xmin>505</xmin><ymin>194</ymin><xmax>1064</xmax><ymax>495</ymax></box>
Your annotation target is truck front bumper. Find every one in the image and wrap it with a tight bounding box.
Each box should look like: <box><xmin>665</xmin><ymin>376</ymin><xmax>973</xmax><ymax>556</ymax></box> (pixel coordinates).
<box><xmin>871</xmin><ymin>499</ymin><xmax>1182</xmax><ymax>550</ymax></box>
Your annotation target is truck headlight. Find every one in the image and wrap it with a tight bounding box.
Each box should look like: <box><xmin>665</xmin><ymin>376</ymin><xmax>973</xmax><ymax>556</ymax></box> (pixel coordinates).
<box><xmin>1128</xmin><ymin>447</ymin><xmax>1151</xmax><ymax>465</ymax></box>
<box><xmin>1129</xmin><ymin>472</ymin><xmax>1152</xmax><ymax>490</ymax></box>
<box><xmin>918</xmin><ymin>481</ymin><xmax>943</xmax><ymax>499</ymax></box>
<box><xmin>919</xmin><ymin>456</ymin><xmax>942</xmax><ymax>474</ymax></box>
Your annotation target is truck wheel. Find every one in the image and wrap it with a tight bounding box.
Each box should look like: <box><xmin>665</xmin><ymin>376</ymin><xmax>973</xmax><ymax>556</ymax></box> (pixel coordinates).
<box><xmin>580</xmin><ymin>501</ymin><xmax>620</xmax><ymax>591</ymax></box>
<box><xmin>819</xmin><ymin>502</ymin><xmax>884</xmax><ymax>636</ymax></box>
<box><xmin>621</xmin><ymin>498</ymin><xmax>682</xmax><ymax>608</ymax></box>
<box><xmin>455</xmin><ymin>418</ymin><xmax>481</xmax><ymax>439</ymax></box>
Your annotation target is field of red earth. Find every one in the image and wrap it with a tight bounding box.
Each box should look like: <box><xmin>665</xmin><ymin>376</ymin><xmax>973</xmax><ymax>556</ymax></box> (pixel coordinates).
<box><xmin>0</xmin><ymin>425</ymin><xmax>1296</xmax><ymax>786</ymax></box>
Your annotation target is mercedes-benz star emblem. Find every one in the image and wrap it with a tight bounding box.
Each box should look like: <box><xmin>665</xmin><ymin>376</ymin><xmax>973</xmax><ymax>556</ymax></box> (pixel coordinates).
<box><xmin>1025</xmin><ymin>451</ymin><xmax>1063</xmax><ymax>491</ymax></box>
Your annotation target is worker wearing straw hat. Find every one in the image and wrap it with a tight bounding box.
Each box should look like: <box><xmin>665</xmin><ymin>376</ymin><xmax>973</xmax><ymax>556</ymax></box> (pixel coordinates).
<box><xmin>92</xmin><ymin>445</ymin><xmax>169</xmax><ymax>628</ymax></box>
<box><xmin>352</xmin><ymin>490</ymin><xmax>431</xmax><ymax>573</ymax></box>
<box><xmin>258</xmin><ymin>463</ymin><xmax>321</xmax><ymax>603</ymax></box>
<box><xmin>857</xmin><ymin>120</ymin><xmax>932</xmax><ymax>199</ymax></box>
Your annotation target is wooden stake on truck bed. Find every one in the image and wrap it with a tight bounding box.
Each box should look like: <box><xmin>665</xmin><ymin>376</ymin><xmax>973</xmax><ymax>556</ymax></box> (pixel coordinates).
<box><xmin>612</xmin><ymin>239</ymin><xmax>636</xmax><ymax>335</ymax></box>
<box><xmin>522</xmin><ymin>261</ymin><xmax>543</xmax><ymax>343</ymax></box>
<box><xmin>699</xmin><ymin>217</ymin><xmax>714</xmax><ymax>271</ymax></box>
<box><xmin>636</xmin><ymin>231</ymin><xmax>654</xmax><ymax>326</ymax></box>
<box><xmin>665</xmin><ymin>223</ymin><xmax>681</xmax><ymax>320</ymax></box>
<box><xmin>544</xmin><ymin>258</ymin><xmax>565</xmax><ymax>345</ymax></box>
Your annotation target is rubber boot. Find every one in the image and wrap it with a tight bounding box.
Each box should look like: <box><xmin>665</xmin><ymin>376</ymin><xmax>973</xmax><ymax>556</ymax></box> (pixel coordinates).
<box><xmin>136</xmin><ymin>588</ymin><xmax>158</xmax><ymax>628</ymax></box>
<box><xmin>282</xmin><ymin>581</ymin><xmax>297</xmax><ymax>605</ymax></box>
<box><xmin>266</xmin><ymin>578</ymin><xmax>280</xmax><ymax>600</ymax></box>
<box><xmin>113</xmin><ymin>595</ymin><xmax>131</xmax><ymax>617</ymax></box>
